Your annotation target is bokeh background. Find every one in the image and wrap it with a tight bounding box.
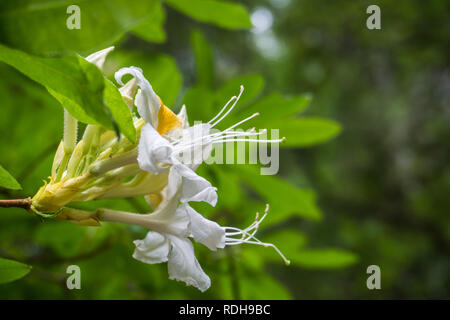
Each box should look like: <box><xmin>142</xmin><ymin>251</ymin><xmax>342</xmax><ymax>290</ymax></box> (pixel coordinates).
<box><xmin>0</xmin><ymin>0</ymin><xmax>449</xmax><ymax>299</ymax></box>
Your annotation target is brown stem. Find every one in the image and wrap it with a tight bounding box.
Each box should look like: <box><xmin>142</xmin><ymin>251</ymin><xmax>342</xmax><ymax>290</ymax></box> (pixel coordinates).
<box><xmin>0</xmin><ymin>198</ymin><xmax>31</xmax><ymax>210</ymax></box>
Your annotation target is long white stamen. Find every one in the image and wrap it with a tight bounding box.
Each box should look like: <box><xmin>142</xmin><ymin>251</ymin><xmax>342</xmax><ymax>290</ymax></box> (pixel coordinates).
<box><xmin>174</xmin><ymin>127</ymin><xmax>258</xmax><ymax>147</ymax></box>
<box><xmin>221</xmin><ymin>113</ymin><xmax>260</xmax><ymax>134</ymax></box>
<box><xmin>172</xmin><ymin>130</ymin><xmax>266</xmax><ymax>155</ymax></box>
<box><xmin>168</xmin><ymin>91</ymin><xmax>243</xmax><ymax>146</ymax></box>
<box><xmin>207</xmin><ymin>96</ymin><xmax>237</xmax><ymax>125</ymax></box>
<box><xmin>226</xmin><ymin>239</ymin><xmax>290</xmax><ymax>265</ymax></box>
<box><xmin>228</xmin><ymin>213</ymin><xmax>266</xmax><ymax>239</ymax></box>
<box><xmin>210</xmin><ymin>130</ymin><xmax>265</xmax><ymax>141</ymax></box>
<box><xmin>225</xmin><ymin>217</ymin><xmax>261</xmax><ymax>236</ymax></box>
<box><xmin>210</xmin><ymin>85</ymin><xmax>244</xmax><ymax>128</ymax></box>
<box><xmin>205</xmin><ymin>113</ymin><xmax>261</xmax><ymax>142</ymax></box>
<box><xmin>212</xmin><ymin>138</ymin><xmax>285</xmax><ymax>144</ymax></box>
<box><xmin>223</xmin><ymin>205</ymin><xmax>290</xmax><ymax>265</ymax></box>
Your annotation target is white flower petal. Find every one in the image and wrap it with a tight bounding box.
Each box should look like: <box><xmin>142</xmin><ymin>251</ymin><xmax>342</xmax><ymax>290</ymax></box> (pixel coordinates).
<box><xmin>149</xmin><ymin>192</ymin><xmax>190</xmax><ymax>236</ymax></box>
<box><xmin>85</xmin><ymin>46</ymin><xmax>114</xmax><ymax>70</ymax></box>
<box><xmin>167</xmin><ymin>235</ymin><xmax>211</xmax><ymax>292</ymax></box>
<box><xmin>115</xmin><ymin>67</ymin><xmax>160</xmax><ymax>126</ymax></box>
<box><xmin>170</xmin><ymin>162</ymin><xmax>218</xmax><ymax>206</ymax></box>
<box><xmin>133</xmin><ymin>232</ymin><xmax>170</xmax><ymax>264</ymax></box>
<box><xmin>165</xmin><ymin>166</ymin><xmax>183</xmax><ymax>202</ymax></box>
<box><xmin>177</xmin><ymin>105</ymin><xmax>189</xmax><ymax>128</ymax></box>
<box><xmin>180</xmin><ymin>203</ymin><xmax>225</xmax><ymax>251</ymax></box>
<box><xmin>138</xmin><ymin>123</ymin><xmax>173</xmax><ymax>174</ymax></box>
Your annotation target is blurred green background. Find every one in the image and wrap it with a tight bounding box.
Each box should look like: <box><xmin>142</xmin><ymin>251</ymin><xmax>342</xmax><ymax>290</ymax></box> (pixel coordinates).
<box><xmin>0</xmin><ymin>0</ymin><xmax>449</xmax><ymax>299</ymax></box>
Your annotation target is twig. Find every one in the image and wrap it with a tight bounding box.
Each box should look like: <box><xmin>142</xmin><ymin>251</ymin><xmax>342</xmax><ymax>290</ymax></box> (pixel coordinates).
<box><xmin>0</xmin><ymin>198</ymin><xmax>31</xmax><ymax>210</ymax></box>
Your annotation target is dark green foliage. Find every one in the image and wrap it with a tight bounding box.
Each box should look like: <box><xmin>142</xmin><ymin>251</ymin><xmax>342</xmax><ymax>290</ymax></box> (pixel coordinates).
<box><xmin>1</xmin><ymin>0</ymin><xmax>446</xmax><ymax>299</ymax></box>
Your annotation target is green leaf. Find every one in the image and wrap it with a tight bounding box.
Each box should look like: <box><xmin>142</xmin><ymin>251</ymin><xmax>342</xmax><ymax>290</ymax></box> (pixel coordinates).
<box><xmin>216</xmin><ymin>74</ymin><xmax>265</xmax><ymax>111</ymax></box>
<box><xmin>165</xmin><ymin>0</ymin><xmax>252</xmax><ymax>29</ymax></box>
<box><xmin>34</xmin><ymin>221</ymin><xmax>87</xmax><ymax>258</ymax></box>
<box><xmin>291</xmin><ymin>249</ymin><xmax>358</xmax><ymax>269</ymax></box>
<box><xmin>0</xmin><ymin>258</ymin><xmax>31</xmax><ymax>284</ymax></box>
<box><xmin>182</xmin><ymin>86</ymin><xmax>216</xmax><ymax>122</ymax></box>
<box><xmin>0</xmin><ymin>0</ymin><xmax>159</xmax><ymax>55</ymax></box>
<box><xmin>275</xmin><ymin>117</ymin><xmax>342</xmax><ymax>147</ymax></box>
<box><xmin>132</xmin><ymin>1</ymin><xmax>166</xmax><ymax>43</ymax></box>
<box><xmin>240</xmin><ymin>274</ymin><xmax>292</xmax><ymax>299</ymax></box>
<box><xmin>264</xmin><ymin>230</ymin><xmax>308</xmax><ymax>258</ymax></box>
<box><xmin>0</xmin><ymin>44</ymin><xmax>114</xmax><ymax>129</ymax></box>
<box><xmin>230</xmin><ymin>92</ymin><xmax>312</xmax><ymax>128</ymax></box>
<box><xmin>191</xmin><ymin>31</ymin><xmax>214</xmax><ymax>88</ymax></box>
<box><xmin>234</xmin><ymin>165</ymin><xmax>322</xmax><ymax>223</ymax></box>
<box><xmin>0</xmin><ymin>164</ymin><xmax>21</xmax><ymax>190</ymax></box>
<box><xmin>244</xmin><ymin>229</ymin><xmax>308</xmax><ymax>264</ymax></box>
<box><xmin>104</xmin><ymin>79</ymin><xmax>136</xmax><ymax>142</ymax></box>
<box><xmin>212</xmin><ymin>166</ymin><xmax>241</xmax><ymax>208</ymax></box>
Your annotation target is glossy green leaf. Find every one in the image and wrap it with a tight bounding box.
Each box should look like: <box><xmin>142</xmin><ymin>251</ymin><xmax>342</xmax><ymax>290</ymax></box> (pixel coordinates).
<box><xmin>240</xmin><ymin>274</ymin><xmax>292</xmax><ymax>299</ymax></box>
<box><xmin>0</xmin><ymin>258</ymin><xmax>31</xmax><ymax>284</ymax></box>
<box><xmin>191</xmin><ymin>31</ymin><xmax>214</xmax><ymax>88</ymax></box>
<box><xmin>103</xmin><ymin>79</ymin><xmax>136</xmax><ymax>142</ymax></box>
<box><xmin>212</xmin><ymin>166</ymin><xmax>241</xmax><ymax>208</ymax></box>
<box><xmin>244</xmin><ymin>229</ymin><xmax>308</xmax><ymax>264</ymax></box>
<box><xmin>0</xmin><ymin>0</ymin><xmax>159</xmax><ymax>55</ymax></box>
<box><xmin>217</xmin><ymin>74</ymin><xmax>265</xmax><ymax>111</ymax></box>
<box><xmin>0</xmin><ymin>44</ymin><xmax>114</xmax><ymax>129</ymax></box>
<box><xmin>182</xmin><ymin>86</ymin><xmax>215</xmax><ymax>122</ymax></box>
<box><xmin>291</xmin><ymin>249</ymin><xmax>358</xmax><ymax>269</ymax></box>
<box><xmin>276</xmin><ymin>117</ymin><xmax>342</xmax><ymax>147</ymax></box>
<box><xmin>165</xmin><ymin>0</ymin><xmax>252</xmax><ymax>29</ymax></box>
<box><xmin>34</xmin><ymin>222</ymin><xmax>87</xmax><ymax>258</ymax></box>
<box><xmin>0</xmin><ymin>164</ymin><xmax>21</xmax><ymax>190</ymax></box>
<box><xmin>234</xmin><ymin>165</ymin><xmax>322</xmax><ymax>223</ymax></box>
<box><xmin>133</xmin><ymin>1</ymin><xmax>166</xmax><ymax>43</ymax></box>
<box><xmin>264</xmin><ymin>230</ymin><xmax>308</xmax><ymax>259</ymax></box>
<box><xmin>229</xmin><ymin>92</ymin><xmax>312</xmax><ymax>128</ymax></box>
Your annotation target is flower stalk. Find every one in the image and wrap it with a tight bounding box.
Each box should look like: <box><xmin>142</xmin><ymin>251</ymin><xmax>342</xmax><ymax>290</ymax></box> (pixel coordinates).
<box><xmin>0</xmin><ymin>198</ymin><xmax>31</xmax><ymax>210</ymax></box>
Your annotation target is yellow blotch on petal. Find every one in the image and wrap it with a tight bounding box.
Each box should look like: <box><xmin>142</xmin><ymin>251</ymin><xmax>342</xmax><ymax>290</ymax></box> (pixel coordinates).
<box><xmin>145</xmin><ymin>192</ymin><xmax>163</xmax><ymax>210</ymax></box>
<box><xmin>156</xmin><ymin>97</ymin><xmax>182</xmax><ymax>135</ymax></box>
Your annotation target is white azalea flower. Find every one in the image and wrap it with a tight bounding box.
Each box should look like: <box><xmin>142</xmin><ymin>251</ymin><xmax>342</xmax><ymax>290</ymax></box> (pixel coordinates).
<box><xmin>96</xmin><ymin>188</ymin><xmax>289</xmax><ymax>292</ymax></box>
<box><xmin>35</xmin><ymin>47</ymin><xmax>290</xmax><ymax>292</ymax></box>
<box><xmin>114</xmin><ymin>67</ymin><xmax>284</xmax><ymax>208</ymax></box>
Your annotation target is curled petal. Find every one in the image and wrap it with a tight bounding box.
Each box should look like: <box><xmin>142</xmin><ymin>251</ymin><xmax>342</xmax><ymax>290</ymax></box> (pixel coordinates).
<box><xmin>169</xmin><ymin>162</ymin><xmax>218</xmax><ymax>206</ymax></box>
<box><xmin>180</xmin><ymin>203</ymin><xmax>225</xmax><ymax>251</ymax></box>
<box><xmin>167</xmin><ymin>236</ymin><xmax>211</xmax><ymax>292</ymax></box>
<box><xmin>133</xmin><ymin>232</ymin><xmax>170</xmax><ymax>264</ymax></box>
<box><xmin>115</xmin><ymin>67</ymin><xmax>160</xmax><ymax>126</ymax></box>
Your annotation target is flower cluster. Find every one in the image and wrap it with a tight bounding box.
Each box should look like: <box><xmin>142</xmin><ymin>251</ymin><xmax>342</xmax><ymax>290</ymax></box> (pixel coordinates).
<box><xmin>32</xmin><ymin>48</ymin><xmax>289</xmax><ymax>291</ymax></box>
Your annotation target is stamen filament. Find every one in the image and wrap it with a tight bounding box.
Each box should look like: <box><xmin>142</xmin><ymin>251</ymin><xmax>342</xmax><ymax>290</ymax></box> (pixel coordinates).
<box><xmin>223</xmin><ymin>205</ymin><xmax>290</xmax><ymax>265</ymax></box>
<box><xmin>207</xmin><ymin>96</ymin><xmax>237</xmax><ymax>125</ymax></box>
<box><xmin>212</xmin><ymin>138</ymin><xmax>285</xmax><ymax>144</ymax></box>
<box><xmin>210</xmin><ymin>85</ymin><xmax>244</xmax><ymax>128</ymax></box>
